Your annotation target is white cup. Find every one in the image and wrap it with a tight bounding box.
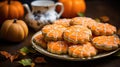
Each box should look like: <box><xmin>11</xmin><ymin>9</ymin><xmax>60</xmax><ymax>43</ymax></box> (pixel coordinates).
<box><xmin>24</xmin><ymin>0</ymin><xmax>64</xmax><ymax>31</ymax></box>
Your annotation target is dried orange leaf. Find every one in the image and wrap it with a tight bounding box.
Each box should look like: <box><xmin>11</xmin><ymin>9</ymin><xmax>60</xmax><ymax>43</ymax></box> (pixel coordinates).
<box><xmin>0</xmin><ymin>51</ymin><xmax>11</xmax><ymax>58</ymax></box>
<box><xmin>117</xmin><ymin>29</ymin><xmax>120</xmax><ymax>36</ymax></box>
<box><xmin>0</xmin><ymin>51</ymin><xmax>19</xmax><ymax>62</ymax></box>
<box><xmin>20</xmin><ymin>51</ymin><xmax>27</xmax><ymax>56</ymax></box>
<box><xmin>31</xmin><ymin>62</ymin><xmax>35</xmax><ymax>67</ymax></box>
<box><xmin>34</xmin><ymin>57</ymin><xmax>46</xmax><ymax>63</ymax></box>
<box><xmin>9</xmin><ymin>55</ymin><xmax>19</xmax><ymax>62</ymax></box>
<box><xmin>100</xmin><ymin>16</ymin><xmax>110</xmax><ymax>22</ymax></box>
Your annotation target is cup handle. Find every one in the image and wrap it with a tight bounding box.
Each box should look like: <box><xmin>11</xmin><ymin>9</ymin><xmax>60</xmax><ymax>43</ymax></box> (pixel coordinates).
<box><xmin>55</xmin><ymin>2</ymin><xmax>64</xmax><ymax>18</ymax></box>
<box><xmin>23</xmin><ymin>4</ymin><xmax>32</xmax><ymax>14</ymax></box>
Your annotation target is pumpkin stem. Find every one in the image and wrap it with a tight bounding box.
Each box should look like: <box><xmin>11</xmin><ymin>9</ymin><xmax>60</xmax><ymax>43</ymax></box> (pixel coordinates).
<box><xmin>13</xmin><ymin>19</ymin><xmax>17</xmax><ymax>23</ymax></box>
<box><xmin>8</xmin><ymin>0</ymin><xmax>11</xmax><ymax>4</ymax></box>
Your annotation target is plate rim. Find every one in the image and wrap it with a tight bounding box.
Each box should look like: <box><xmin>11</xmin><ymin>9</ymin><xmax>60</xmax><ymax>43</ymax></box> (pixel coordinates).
<box><xmin>31</xmin><ymin>31</ymin><xmax>120</xmax><ymax>61</ymax></box>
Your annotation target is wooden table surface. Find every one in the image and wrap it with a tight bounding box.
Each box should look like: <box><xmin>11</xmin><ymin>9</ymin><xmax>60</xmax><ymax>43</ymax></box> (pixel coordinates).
<box><xmin>0</xmin><ymin>0</ymin><xmax>120</xmax><ymax>67</ymax></box>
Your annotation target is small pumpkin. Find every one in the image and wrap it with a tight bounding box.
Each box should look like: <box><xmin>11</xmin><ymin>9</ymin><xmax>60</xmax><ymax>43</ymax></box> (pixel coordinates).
<box><xmin>1</xmin><ymin>0</ymin><xmax>17</xmax><ymax>1</ymax></box>
<box><xmin>0</xmin><ymin>19</ymin><xmax>28</xmax><ymax>42</ymax></box>
<box><xmin>0</xmin><ymin>0</ymin><xmax>24</xmax><ymax>24</ymax></box>
<box><xmin>57</xmin><ymin>0</ymin><xmax>86</xmax><ymax>18</ymax></box>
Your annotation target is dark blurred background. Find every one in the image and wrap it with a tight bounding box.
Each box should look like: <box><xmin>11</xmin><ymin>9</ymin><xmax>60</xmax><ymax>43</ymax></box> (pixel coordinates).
<box><xmin>0</xmin><ymin>0</ymin><xmax>120</xmax><ymax>5</ymax></box>
<box><xmin>16</xmin><ymin>0</ymin><xmax>120</xmax><ymax>27</ymax></box>
<box><xmin>0</xmin><ymin>0</ymin><xmax>120</xmax><ymax>27</ymax></box>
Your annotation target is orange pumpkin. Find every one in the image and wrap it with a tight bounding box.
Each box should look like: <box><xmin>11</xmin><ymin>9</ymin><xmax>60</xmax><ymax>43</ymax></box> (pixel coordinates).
<box><xmin>0</xmin><ymin>19</ymin><xmax>28</xmax><ymax>42</ymax></box>
<box><xmin>2</xmin><ymin>0</ymin><xmax>17</xmax><ymax>1</ymax></box>
<box><xmin>57</xmin><ymin>0</ymin><xmax>86</xmax><ymax>18</ymax></box>
<box><xmin>0</xmin><ymin>0</ymin><xmax>24</xmax><ymax>24</ymax></box>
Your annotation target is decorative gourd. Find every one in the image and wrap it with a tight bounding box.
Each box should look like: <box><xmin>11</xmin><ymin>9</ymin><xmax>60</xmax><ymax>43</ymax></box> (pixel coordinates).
<box><xmin>0</xmin><ymin>0</ymin><xmax>24</xmax><ymax>24</ymax></box>
<box><xmin>57</xmin><ymin>0</ymin><xmax>86</xmax><ymax>18</ymax></box>
<box><xmin>2</xmin><ymin>0</ymin><xmax>17</xmax><ymax>1</ymax></box>
<box><xmin>0</xmin><ymin>19</ymin><xmax>28</xmax><ymax>42</ymax></box>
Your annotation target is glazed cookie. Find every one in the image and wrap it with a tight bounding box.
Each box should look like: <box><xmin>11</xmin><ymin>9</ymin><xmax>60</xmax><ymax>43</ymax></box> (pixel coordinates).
<box><xmin>70</xmin><ymin>17</ymin><xmax>97</xmax><ymax>28</ymax></box>
<box><xmin>53</xmin><ymin>19</ymin><xmax>71</xmax><ymax>27</ymax></box>
<box><xmin>47</xmin><ymin>41</ymin><xmax>68</xmax><ymax>54</ymax></box>
<box><xmin>92</xmin><ymin>35</ymin><xmax>120</xmax><ymax>51</ymax></box>
<box><xmin>33</xmin><ymin>32</ymin><xmax>47</xmax><ymax>49</ymax></box>
<box><xmin>63</xmin><ymin>25</ymin><xmax>92</xmax><ymax>44</ymax></box>
<box><xmin>68</xmin><ymin>42</ymin><xmax>97</xmax><ymax>58</ymax></box>
<box><xmin>90</xmin><ymin>23</ymin><xmax>116</xmax><ymax>35</ymax></box>
<box><xmin>42</xmin><ymin>24</ymin><xmax>67</xmax><ymax>41</ymax></box>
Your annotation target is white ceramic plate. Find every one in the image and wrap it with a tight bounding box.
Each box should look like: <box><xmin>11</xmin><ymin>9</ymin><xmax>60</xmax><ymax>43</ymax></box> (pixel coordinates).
<box><xmin>31</xmin><ymin>31</ymin><xmax>120</xmax><ymax>61</ymax></box>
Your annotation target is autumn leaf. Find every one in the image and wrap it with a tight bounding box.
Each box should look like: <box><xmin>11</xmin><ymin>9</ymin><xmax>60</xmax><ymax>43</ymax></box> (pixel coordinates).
<box><xmin>20</xmin><ymin>47</ymin><xmax>29</xmax><ymax>56</ymax></box>
<box><xmin>0</xmin><ymin>51</ymin><xmax>19</xmax><ymax>62</ymax></box>
<box><xmin>0</xmin><ymin>51</ymin><xmax>11</xmax><ymax>58</ymax></box>
<box><xmin>31</xmin><ymin>62</ymin><xmax>35</xmax><ymax>67</ymax></box>
<box><xmin>77</xmin><ymin>12</ymin><xmax>85</xmax><ymax>17</ymax></box>
<box><xmin>18</xmin><ymin>58</ymin><xmax>33</xmax><ymax>66</ymax></box>
<box><xmin>9</xmin><ymin>55</ymin><xmax>19</xmax><ymax>62</ymax></box>
<box><xmin>117</xmin><ymin>29</ymin><xmax>120</xmax><ymax>36</ymax></box>
<box><xmin>34</xmin><ymin>57</ymin><xmax>47</xmax><ymax>63</ymax></box>
<box><xmin>19</xmin><ymin>46</ymin><xmax>37</xmax><ymax>56</ymax></box>
<box><xmin>94</xmin><ymin>18</ymin><xmax>101</xmax><ymax>23</ymax></box>
<box><xmin>100</xmin><ymin>16</ymin><xmax>110</xmax><ymax>22</ymax></box>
